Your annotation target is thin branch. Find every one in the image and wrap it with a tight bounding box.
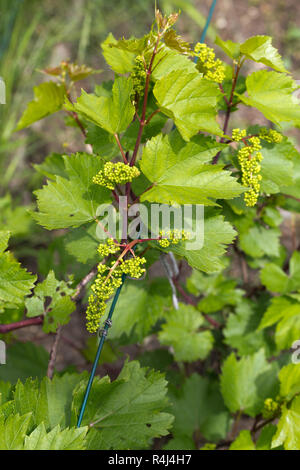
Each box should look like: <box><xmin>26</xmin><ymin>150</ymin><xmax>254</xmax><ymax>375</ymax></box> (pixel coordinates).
<box><xmin>218</xmin><ymin>83</ymin><xmax>230</xmax><ymax>106</ymax></box>
<box><xmin>131</xmin><ymin>183</ymin><xmax>155</xmax><ymax>204</ymax></box>
<box><xmin>172</xmin><ymin>276</ymin><xmax>221</xmax><ymax>328</ymax></box>
<box><xmin>130</xmin><ymin>33</ymin><xmax>162</xmax><ymax>168</ymax></box>
<box><xmin>111</xmin><ymin>189</ymin><xmax>119</xmax><ymax>203</ymax></box>
<box><xmin>213</xmin><ymin>63</ymin><xmax>241</xmax><ymax>165</ymax></box>
<box><xmin>0</xmin><ymin>316</ymin><xmax>44</xmax><ymax>334</ymax></box>
<box><xmin>65</xmin><ymin>91</ymin><xmax>87</xmax><ymax>139</ymax></box>
<box><xmin>284</xmin><ymin>194</ymin><xmax>300</xmax><ymax>204</ymax></box>
<box><xmin>72</xmin><ymin>265</ymin><xmax>98</xmax><ymax>301</ymax></box>
<box><xmin>145</xmin><ymin>108</ymin><xmax>161</xmax><ymax>125</ymax></box>
<box><xmin>114</xmin><ymin>134</ymin><xmax>128</xmax><ymax>163</ymax></box>
<box><xmin>252</xmin><ymin>415</ymin><xmax>278</xmax><ymax>435</ymax></box>
<box><xmin>47</xmin><ymin>326</ymin><xmax>62</xmax><ymax>379</ymax></box>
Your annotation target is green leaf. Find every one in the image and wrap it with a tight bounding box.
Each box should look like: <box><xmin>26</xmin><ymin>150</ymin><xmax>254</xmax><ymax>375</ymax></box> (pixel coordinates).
<box><xmin>236</xmin><ymin>70</ymin><xmax>300</xmax><ymax>126</ymax></box>
<box><xmin>163</xmin><ymin>435</ymin><xmax>196</xmax><ymax>450</ymax></box>
<box><xmin>140</xmin><ymin>131</ymin><xmax>243</xmax><ymax>205</ymax></box>
<box><xmin>229</xmin><ymin>430</ymin><xmax>255</xmax><ymax>450</ymax></box>
<box><xmin>220</xmin><ymin>350</ymin><xmax>279</xmax><ymax>417</ymax></box>
<box><xmin>260</xmin><ymin>138</ymin><xmax>295</xmax><ymax>194</ymax></box>
<box><xmin>275</xmin><ymin>304</ymin><xmax>300</xmax><ymax>350</ymax></box>
<box><xmin>169</xmin><ymin>374</ymin><xmax>231</xmax><ymax>443</ymax></box>
<box><xmin>272</xmin><ymin>395</ymin><xmax>300</xmax><ymax>450</ymax></box>
<box><xmin>164</xmin><ymin>30</ymin><xmax>191</xmax><ymax>54</ymax></box>
<box><xmin>65</xmin><ymin>76</ymin><xmax>135</xmax><ymax>134</ymax></box>
<box><xmin>224</xmin><ymin>298</ymin><xmax>271</xmax><ymax>356</ymax></box>
<box><xmin>279</xmin><ymin>364</ymin><xmax>300</xmax><ymax>400</ymax></box>
<box><xmin>0</xmin><ymin>230</ymin><xmax>10</xmax><ymax>254</ymax></box>
<box><xmin>14</xmin><ymin>373</ymin><xmax>86</xmax><ymax>429</ymax></box>
<box><xmin>16</xmin><ymin>82</ymin><xmax>65</xmax><ymax>130</ymax></box>
<box><xmin>109</xmin><ymin>278</ymin><xmax>172</xmax><ymax>342</ymax></box>
<box><xmin>24</xmin><ymin>423</ymin><xmax>88</xmax><ymax>450</ymax></box>
<box><xmin>256</xmin><ymin>424</ymin><xmax>277</xmax><ymax>450</ymax></box>
<box><xmin>170</xmin><ymin>212</ymin><xmax>237</xmax><ymax>273</ymax></box>
<box><xmin>281</xmin><ymin>142</ymin><xmax>300</xmax><ymax>199</ymax></box>
<box><xmin>33</xmin><ymin>153</ymin><xmax>111</xmax><ymax>230</ymax></box>
<box><xmin>0</xmin><ymin>343</ymin><xmax>48</xmax><ymax>384</ymax></box>
<box><xmin>215</xmin><ymin>36</ymin><xmax>240</xmax><ymax>60</ymax></box>
<box><xmin>34</xmin><ymin>153</ymin><xmax>68</xmax><ymax>180</ymax></box>
<box><xmin>25</xmin><ymin>270</ymin><xmax>75</xmax><ymax>333</ymax></box>
<box><xmin>259</xmin><ymin>296</ymin><xmax>293</xmax><ymax>330</ymax></box>
<box><xmin>0</xmin><ymin>413</ymin><xmax>32</xmax><ymax>450</ymax></box>
<box><xmin>239</xmin><ymin>225</ymin><xmax>280</xmax><ymax>259</ymax></box>
<box><xmin>260</xmin><ymin>263</ymin><xmax>290</xmax><ymax>293</ymax></box>
<box><xmin>0</xmin><ymin>382</ymin><xmax>12</xmax><ymax>405</ymax></box>
<box><xmin>64</xmin><ymin>223</ymin><xmax>99</xmax><ymax>263</ymax></box>
<box><xmin>260</xmin><ymin>252</ymin><xmax>300</xmax><ymax>294</ymax></box>
<box><xmin>158</xmin><ymin>304</ymin><xmax>214</xmax><ymax>362</ymax></box>
<box><xmin>191</xmin><ymin>272</ymin><xmax>243</xmax><ymax>313</ymax></box>
<box><xmin>101</xmin><ymin>33</ymin><xmax>136</xmax><ymax>74</ymax></box>
<box><xmin>0</xmin><ymin>194</ymin><xmax>33</xmax><ymax>237</ymax></box>
<box><xmin>0</xmin><ymin>251</ymin><xmax>36</xmax><ymax>305</ymax></box>
<box><xmin>85</xmin><ymin>124</ymin><xmax>119</xmax><ymax>160</ymax></box>
<box><xmin>262</xmin><ymin>207</ymin><xmax>283</xmax><ymax>228</ymax></box>
<box><xmin>240</xmin><ymin>36</ymin><xmax>287</xmax><ymax>72</ymax></box>
<box><xmin>153</xmin><ymin>70</ymin><xmax>223</xmax><ymax>140</ymax></box>
<box><xmin>72</xmin><ymin>360</ymin><xmax>173</xmax><ymax>450</ymax></box>
<box><xmin>152</xmin><ymin>45</ymin><xmax>196</xmax><ymax>80</ymax></box>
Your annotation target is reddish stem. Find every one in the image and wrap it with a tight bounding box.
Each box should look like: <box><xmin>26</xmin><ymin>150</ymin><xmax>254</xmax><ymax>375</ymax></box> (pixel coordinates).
<box><xmin>145</xmin><ymin>108</ymin><xmax>161</xmax><ymax>125</ymax></box>
<box><xmin>218</xmin><ymin>83</ymin><xmax>230</xmax><ymax>106</ymax></box>
<box><xmin>65</xmin><ymin>91</ymin><xmax>87</xmax><ymax>138</ymax></box>
<box><xmin>0</xmin><ymin>316</ymin><xmax>43</xmax><ymax>334</ymax></box>
<box><xmin>213</xmin><ymin>63</ymin><xmax>241</xmax><ymax>165</ymax></box>
<box><xmin>111</xmin><ymin>190</ymin><xmax>119</xmax><ymax>203</ymax></box>
<box><xmin>130</xmin><ymin>34</ymin><xmax>161</xmax><ymax>168</ymax></box>
<box><xmin>172</xmin><ymin>278</ymin><xmax>220</xmax><ymax>328</ymax></box>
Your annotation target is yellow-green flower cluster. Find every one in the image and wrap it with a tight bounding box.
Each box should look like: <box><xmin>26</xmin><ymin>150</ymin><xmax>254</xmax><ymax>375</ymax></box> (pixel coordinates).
<box><xmin>232</xmin><ymin>128</ymin><xmax>247</xmax><ymax>142</ymax></box>
<box><xmin>158</xmin><ymin>229</ymin><xmax>190</xmax><ymax>248</ymax></box>
<box><xmin>237</xmin><ymin>137</ymin><xmax>263</xmax><ymax>207</ymax></box>
<box><xmin>118</xmin><ymin>256</ymin><xmax>146</xmax><ymax>278</ymax></box>
<box><xmin>97</xmin><ymin>238</ymin><xmax>120</xmax><ymax>257</ymax></box>
<box><xmin>194</xmin><ymin>42</ymin><xmax>225</xmax><ymax>83</ymax></box>
<box><xmin>131</xmin><ymin>55</ymin><xmax>146</xmax><ymax>101</ymax></box>
<box><xmin>262</xmin><ymin>398</ymin><xmax>279</xmax><ymax>420</ymax></box>
<box><xmin>86</xmin><ymin>263</ymin><xmax>122</xmax><ymax>333</ymax></box>
<box><xmin>259</xmin><ymin>127</ymin><xmax>283</xmax><ymax>144</ymax></box>
<box><xmin>86</xmin><ymin>256</ymin><xmax>146</xmax><ymax>333</ymax></box>
<box><xmin>93</xmin><ymin>162</ymin><xmax>140</xmax><ymax>190</ymax></box>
